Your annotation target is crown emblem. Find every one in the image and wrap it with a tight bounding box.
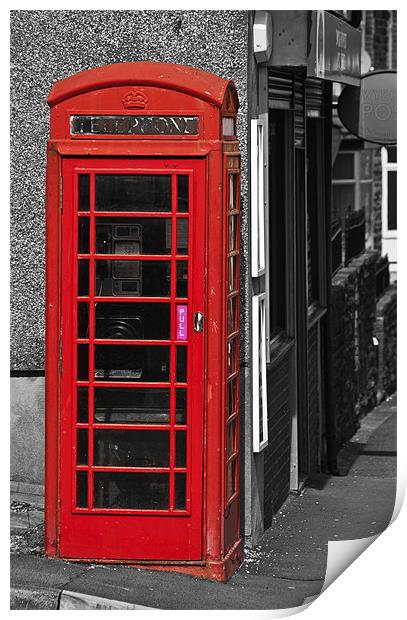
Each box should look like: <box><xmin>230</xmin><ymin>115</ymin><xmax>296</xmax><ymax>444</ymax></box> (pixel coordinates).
<box><xmin>122</xmin><ymin>89</ymin><xmax>148</xmax><ymax>109</ymax></box>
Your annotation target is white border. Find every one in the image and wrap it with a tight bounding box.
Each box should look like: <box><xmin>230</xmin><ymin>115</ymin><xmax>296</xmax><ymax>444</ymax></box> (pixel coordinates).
<box><xmin>252</xmin><ymin>292</ymin><xmax>268</xmax><ymax>452</ymax></box>
<box><xmin>251</xmin><ymin>118</ymin><xmax>266</xmax><ymax>277</ymax></box>
<box><xmin>381</xmin><ymin>145</ymin><xmax>397</xmax><ymax>238</ymax></box>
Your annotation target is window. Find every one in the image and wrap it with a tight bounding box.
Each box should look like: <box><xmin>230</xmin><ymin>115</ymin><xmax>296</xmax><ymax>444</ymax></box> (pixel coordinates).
<box><xmin>332</xmin><ymin>150</ymin><xmax>373</xmax><ymax>218</ymax></box>
<box><xmin>381</xmin><ymin>147</ymin><xmax>397</xmax><ymax>280</ymax></box>
<box><xmin>268</xmin><ymin>110</ymin><xmax>289</xmax><ymax>337</ymax></box>
<box><xmin>332</xmin><ymin>149</ymin><xmax>372</xmax><ymax>263</ymax></box>
<box><xmin>382</xmin><ymin>147</ymin><xmax>397</xmax><ymax>233</ymax></box>
<box><xmin>387</xmin><ymin>171</ymin><xmax>397</xmax><ymax>231</ymax></box>
<box><xmin>306</xmin><ymin>118</ymin><xmax>326</xmax><ymax>305</ymax></box>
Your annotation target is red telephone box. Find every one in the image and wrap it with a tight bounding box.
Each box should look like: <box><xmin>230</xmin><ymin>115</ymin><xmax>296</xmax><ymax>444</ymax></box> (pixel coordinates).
<box><xmin>45</xmin><ymin>62</ymin><xmax>242</xmax><ymax>581</ymax></box>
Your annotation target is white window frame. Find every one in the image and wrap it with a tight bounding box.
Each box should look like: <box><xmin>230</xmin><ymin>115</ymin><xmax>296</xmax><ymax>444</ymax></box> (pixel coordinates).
<box><xmin>332</xmin><ymin>149</ymin><xmax>374</xmax><ymax>249</ymax></box>
<box><xmin>381</xmin><ymin>146</ymin><xmax>397</xmax><ymax>279</ymax></box>
<box><xmin>381</xmin><ymin>146</ymin><xmax>397</xmax><ymax>237</ymax></box>
<box><xmin>251</xmin><ymin>113</ymin><xmax>271</xmax><ymax>361</ymax></box>
<box><xmin>251</xmin><ymin>117</ymin><xmax>266</xmax><ymax>277</ymax></box>
<box><xmin>252</xmin><ymin>292</ymin><xmax>268</xmax><ymax>452</ymax></box>
<box><xmin>332</xmin><ymin>150</ymin><xmax>373</xmax><ymax>212</ymax></box>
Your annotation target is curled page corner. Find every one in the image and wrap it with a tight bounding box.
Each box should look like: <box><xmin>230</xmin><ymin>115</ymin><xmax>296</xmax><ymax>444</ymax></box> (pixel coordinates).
<box><xmin>322</xmin><ymin>535</ymin><xmax>380</xmax><ymax>593</ymax></box>
<box><xmin>244</xmin><ymin>602</ymin><xmax>318</xmax><ymax>618</ymax></box>
<box><xmin>390</xmin><ymin>468</ymin><xmax>406</xmax><ymax>526</ymax></box>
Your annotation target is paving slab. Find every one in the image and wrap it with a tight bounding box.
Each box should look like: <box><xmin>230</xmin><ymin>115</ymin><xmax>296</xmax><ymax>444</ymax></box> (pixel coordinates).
<box><xmin>243</xmin><ymin>476</ymin><xmax>396</xmax><ymax>581</ymax></box>
<box><xmin>10</xmin><ymin>555</ymin><xmax>93</xmax><ymax>610</ymax></box>
<box><xmin>11</xmin><ymin>554</ymin><xmax>90</xmax><ymax>593</ymax></box>
<box><xmin>361</xmin><ymin>411</ymin><xmax>397</xmax><ymax>452</ymax></box>
<box><xmin>347</xmin><ymin>454</ymin><xmax>397</xmax><ymax>478</ymax></box>
<box><xmin>10</xmin><ymin>586</ymin><xmax>60</xmax><ymax>610</ymax></box>
<box><xmin>10</xmin><ymin>511</ymin><xmax>43</xmax><ymax>532</ymax></box>
<box><xmin>59</xmin><ymin>590</ymin><xmax>156</xmax><ymax>610</ymax></box>
<box><xmin>242</xmin><ymin>406</ymin><xmax>397</xmax><ymax>583</ymax></box>
<box><xmin>10</xmin><ymin>481</ymin><xmax>44</xmax><ymax>509</ymax></box>
<box><xmin>62</xmin><ymin>563</ymin><xmax>323</xmax><ymax>610</ymax></box>
<box><xmin>349</xmin><ymin>395</ymin><xmax>396</xmax><ymax>444</ymax></box>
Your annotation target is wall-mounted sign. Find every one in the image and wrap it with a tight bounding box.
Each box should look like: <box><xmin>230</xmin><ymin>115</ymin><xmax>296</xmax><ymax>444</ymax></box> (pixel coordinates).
<box><xmin>337</xmin><ymin>71</ymin><xmax>397</xmax><ymax>145</ymax></box>
<box><xmin>308</xmin><ymin>10</ymin><xmax>361</xmax><ymax>86</ymax></box>
<box><xmin>70</xmin><ymin>115</ymin><xmax>199</xmax><ymax>136</ymax></box>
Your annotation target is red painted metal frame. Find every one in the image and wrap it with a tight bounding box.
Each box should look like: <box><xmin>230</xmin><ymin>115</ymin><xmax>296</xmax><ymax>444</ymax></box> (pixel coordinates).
<box><xmin>59</xmin><ymin>158</ymin><xmax>204</xmax><ymax>560</ymax></box>
<box><xmin>45</xmin><ymin>61</ymin><xmax>242</xmax><ymax>581</ymax></box>
<box><xmin>223</xmin><ymin>158</ymin><xmax>241</xmax><ymax>555</ymax></box>
<box><xmin>48</xmin><ymin>61</ymin><xmax>238</xmax><ymax>110</ymax></box>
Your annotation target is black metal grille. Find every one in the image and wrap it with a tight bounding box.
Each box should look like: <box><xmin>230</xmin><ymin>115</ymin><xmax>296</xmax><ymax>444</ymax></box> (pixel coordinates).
<box><xmin>305</xmin><ymin>79</ymin><xmax>324</xmax><ymax>118</ymax></box>
<box><xmin>268</xmin><ymin>70</ymin><xmax>305</xmax><ymax>147</ymax></box>
<box><xmin>345</xmin><ymin>211</ymin><xmax>365</xmax><ymax>263</ymax></box>
<box><xmin>268</xmin><ymin>70</ymin><xmax>293</xmax><ymax>109</ymax></box>
<box><xmin>331</xmin><ymin>220</ymin><xmax>342</xmax><ymax>275</ymax></box>
<box><xmin>376</xmin><ymin>256</ymin><xmax>390</xmax><ymax>299</ymax></box>
<box><xmin>293</xmin><ymin>75</ymin><xmax>305</xmax><ymax>148</ymax></box>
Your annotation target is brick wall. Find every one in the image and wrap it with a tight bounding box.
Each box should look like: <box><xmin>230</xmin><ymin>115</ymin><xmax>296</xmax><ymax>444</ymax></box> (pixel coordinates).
<box><xmin>392</xmin><ymin>11</ymin><xmax>397</xmax><ymax>70</ymax></box>
<box><xmin>364</xmin><ymin>11</ymin><xmax>374</xmax><ymax>57</ymax></box>
<box><xmin>347</xmin><ymin>251</ymin><xmax>379</xmax><ymax>416</ymax></box>
<box><xmin>364</xmin><ymin>10</ymin><xmax>395</xmax><ymax>71</ymax></box>
<box><xmin>372</xmin><ymin>148</ymin><xmax>383</xmax><ymax>253</ymax></box>
<box><xmin>375</xmin><ymin>284</ymin><xmax>397</xmax><ymax>401</ymax></box>
<box><xmin>264</xmin><ymin>353</ymin><xmax>291</xmax><ymax>529</ymax></box>
<box><xmin>330</xmin><ymin>251</ymin><xmax>381</xmax><ymax>447</ymax></box>
<box><xmin>372</xmin><ymin>11</ymin><xmax>391</xmax><ymax>69</ymax></box>
<box><xmin>331</xmin><ymin>269</ymin><xmax>357</xmax><ymax>447</ymax></box>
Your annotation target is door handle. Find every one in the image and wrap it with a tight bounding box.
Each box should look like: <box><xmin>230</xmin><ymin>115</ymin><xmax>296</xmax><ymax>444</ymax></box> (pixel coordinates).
<box><xmin>193</xmin><ymin>311</ymin><xmax>204</xmax><ymax>333</ymax></box>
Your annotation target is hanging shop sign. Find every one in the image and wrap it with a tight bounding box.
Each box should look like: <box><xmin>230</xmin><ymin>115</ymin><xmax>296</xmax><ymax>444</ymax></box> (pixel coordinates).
<box><xmin>337</xmin><ymin>71</ymin><xmax>397</xmax><ymax>145</ymax></box>
<box><xmin>308</xmin><ymin>10</ymin><xmax>361</xmax><ymax>86</ymax></box>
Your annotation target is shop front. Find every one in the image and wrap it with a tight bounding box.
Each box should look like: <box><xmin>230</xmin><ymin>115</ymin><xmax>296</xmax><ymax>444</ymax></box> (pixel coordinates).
<box><xmin>246</xmin><ymin>10</ymin><xmax>361</xmax><ymax>542</ymax></box>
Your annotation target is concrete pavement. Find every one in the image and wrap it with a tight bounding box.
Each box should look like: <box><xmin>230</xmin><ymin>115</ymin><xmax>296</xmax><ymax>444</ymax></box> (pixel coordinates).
<box><xmin>10</xmin><ymin>394</ymin><xmax>397</xmax><ymax>610</ymax></box>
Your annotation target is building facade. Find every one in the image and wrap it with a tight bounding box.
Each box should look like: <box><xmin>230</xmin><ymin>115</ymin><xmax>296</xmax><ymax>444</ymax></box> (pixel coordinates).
<box><xmin>332</xmin><ymin>10</ymin><xmax>397</xmax><ymax>279</ymax></box>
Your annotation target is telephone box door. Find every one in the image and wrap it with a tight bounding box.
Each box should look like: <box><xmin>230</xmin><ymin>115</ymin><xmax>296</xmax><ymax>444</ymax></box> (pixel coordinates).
<box><xmin>59</xmin><ymin>157</ymin><xmax>205</xmax><ymax>561</ymax></box>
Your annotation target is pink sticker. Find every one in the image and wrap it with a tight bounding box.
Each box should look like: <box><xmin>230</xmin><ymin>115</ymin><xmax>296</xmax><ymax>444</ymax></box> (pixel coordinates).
<box><xmin>177</xmin><ymin>305</ymin><xmax>188</xmax><ymax>341</ymax></box>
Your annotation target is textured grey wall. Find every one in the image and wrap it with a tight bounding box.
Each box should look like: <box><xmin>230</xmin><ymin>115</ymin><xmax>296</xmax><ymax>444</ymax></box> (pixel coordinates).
<box><xmin>10</xmin><ymin>10</ymin><xmax>249</xmax><ymax>370</ymax></box>
<box><xmin>10</xmin><ymin>377</ymin><xmax>45</xmax><ymax>484</ymax></box>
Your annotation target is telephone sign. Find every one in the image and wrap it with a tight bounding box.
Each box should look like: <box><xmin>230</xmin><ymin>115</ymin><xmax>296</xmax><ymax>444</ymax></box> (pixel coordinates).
<box><xmin>71</xmin><ymin>115</ymin><xmax>199</xmax><ymax>136</ymax></box>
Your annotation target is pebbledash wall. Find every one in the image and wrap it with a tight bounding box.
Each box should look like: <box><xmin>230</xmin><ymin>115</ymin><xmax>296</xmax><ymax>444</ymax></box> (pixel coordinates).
<box><xmin>10</xmin><ymin>10</ymin><xmax>250</xmax><ymax>485</ymax></box>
